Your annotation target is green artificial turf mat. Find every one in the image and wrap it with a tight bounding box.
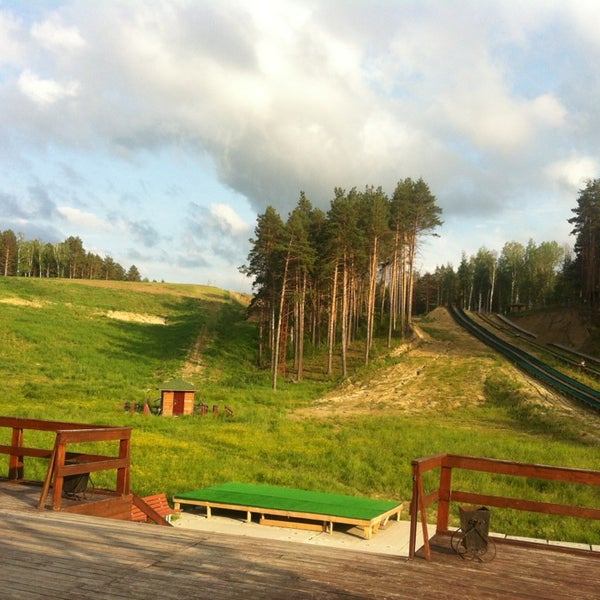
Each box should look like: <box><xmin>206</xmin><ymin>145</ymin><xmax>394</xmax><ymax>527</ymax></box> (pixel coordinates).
<box><xmin>175</xmin><ymin>482</ymin><xmax>400</xmax><ymax>520</ymax></box>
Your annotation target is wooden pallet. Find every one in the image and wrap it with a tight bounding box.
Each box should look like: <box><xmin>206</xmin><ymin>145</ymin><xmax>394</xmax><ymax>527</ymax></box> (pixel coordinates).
<box><xmin>173</xmin><ymin>484</ymin><xmax>403</xmax><ymax>539</ymax></box>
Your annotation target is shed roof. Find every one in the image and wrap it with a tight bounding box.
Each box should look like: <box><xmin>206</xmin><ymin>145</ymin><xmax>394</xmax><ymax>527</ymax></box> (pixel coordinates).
<box><xmin>159</xmin><ymin>377</ymin><xmax>196</xmax><ymax>391</ymax></box>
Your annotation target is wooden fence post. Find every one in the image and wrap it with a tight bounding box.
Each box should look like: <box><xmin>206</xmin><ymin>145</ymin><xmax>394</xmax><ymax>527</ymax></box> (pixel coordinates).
<box><xmin>437</xmin><ymin>462</ymin><xmax>453</xmax><ymax>533</ymax></box>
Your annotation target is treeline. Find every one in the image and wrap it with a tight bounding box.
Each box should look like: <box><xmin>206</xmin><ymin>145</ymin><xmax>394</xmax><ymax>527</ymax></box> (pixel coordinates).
<box><xmin>242</xmin><ymin>178</ymin><xmax>443</xmax><ymax>389</ymax></box>
<box><xmin>414</xmin><ymin>179</ymin><xmax>600</xmax><ymax>314</ymax></box>
<box><xmin>0</xmin><ymin>230</ymin><xmax>142</xmax><ymax>281</ymax></box>
<box><xmin>414</xmin><ymin>239</ymin><xmax>568</xmax><ymax>314</ymax></box>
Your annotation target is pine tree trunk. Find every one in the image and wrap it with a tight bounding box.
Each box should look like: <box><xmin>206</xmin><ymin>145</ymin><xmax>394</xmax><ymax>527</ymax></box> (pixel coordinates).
<box><xmin>272</xmin><ymin>249</ymin><xmax>291</xmax><ymax>390</ymax></box>
<box><xmin>365</xmin><ymin>237</ymin><xmax>378</xmax><ymax>365</ymax></box>
<box><xmin>341</xmin><ymin>260</ymin><xmax>349</xmax><ymax>377</ymax></box>
<box><xmin>296</xmin><ymin>271</ymin><xmax>306</xmax><ymax>381</ymax></box>
<box><xmin>327</xmin><ymin>262</ymin><xmax>339</xmax><ymax>376</ymax></box>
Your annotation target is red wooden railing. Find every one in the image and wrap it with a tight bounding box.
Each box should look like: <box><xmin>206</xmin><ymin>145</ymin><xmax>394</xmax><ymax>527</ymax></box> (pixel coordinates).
<box><xmin>0</xmin><ymin>416</ymin><xmax>132</xmax><ymax>511</ymax></box>
<box><xmin>409</xmin><ymin>453</ymin><xmax>600</xmax><ymax>560</ymax></box>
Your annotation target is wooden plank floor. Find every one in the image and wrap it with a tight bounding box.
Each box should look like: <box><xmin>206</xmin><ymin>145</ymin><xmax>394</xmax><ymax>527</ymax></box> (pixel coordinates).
<box><xmin>1</xmin><ymin>484</ymin><xmax>600</xmax><ymax>599</ymax></box>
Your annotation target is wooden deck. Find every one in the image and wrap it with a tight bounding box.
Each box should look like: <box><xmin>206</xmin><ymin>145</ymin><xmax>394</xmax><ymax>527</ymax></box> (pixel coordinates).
<box><xmin>2</xmin><ymin>482</ymin><xmax>600</xmax><ymax>599</ymax></box>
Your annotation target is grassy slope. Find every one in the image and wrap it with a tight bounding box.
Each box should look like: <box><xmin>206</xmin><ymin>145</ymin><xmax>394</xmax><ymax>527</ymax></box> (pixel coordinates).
<box><xmin>1</xmin><ymin>277</ymin><xmax>599</xmax><ymax>544</ymax></box>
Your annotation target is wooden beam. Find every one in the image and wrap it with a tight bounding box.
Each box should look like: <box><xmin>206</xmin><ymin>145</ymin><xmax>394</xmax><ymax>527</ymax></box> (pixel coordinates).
<box><xmin>445</xmin><ymin>454</ymin><xmax>600</xmax><ymax>486</ymax></box>
<box><xmin>38</xmin><ymin>443</ymin><xmax>58</xmax><ymax>509</ymax></box>
<box><xmin>451</xmin><ymin>490</ymin><xmax>600</xmax><ymax>521</ymax></box>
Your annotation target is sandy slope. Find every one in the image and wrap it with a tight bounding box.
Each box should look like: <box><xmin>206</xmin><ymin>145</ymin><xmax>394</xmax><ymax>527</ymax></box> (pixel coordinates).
<box><xmin>294</xmin><ymin>307</ymin><xmax>600</xmax><ymax>442</ymax></box>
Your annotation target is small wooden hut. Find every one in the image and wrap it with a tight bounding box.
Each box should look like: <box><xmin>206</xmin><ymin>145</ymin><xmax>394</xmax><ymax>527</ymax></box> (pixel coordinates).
<box><xmin>159</xmin><ymin>378</ymin><xmax>196</xmax><ymax>416</ymax></box>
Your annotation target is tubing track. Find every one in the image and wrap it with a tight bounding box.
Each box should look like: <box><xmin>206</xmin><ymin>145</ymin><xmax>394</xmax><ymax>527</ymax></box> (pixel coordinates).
<box><xmin>448</xmin><ymin>305</ymin><xmax>600</xmax><ymax>412</ymax></box>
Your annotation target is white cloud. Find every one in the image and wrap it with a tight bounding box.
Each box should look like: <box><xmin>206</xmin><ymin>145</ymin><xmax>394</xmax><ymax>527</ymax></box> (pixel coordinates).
<box><xmin>545</xmin><ymin>156</ymin><xmax>599</xmax><ymax>191</ymax></box>
<box><xmin>17</xmin><ymin>69</ymin><xmax>79</xmax><ymax>105</ymax></box>
<box><xmin>211</xmin><ymin>203</ymin><xmax>250</xmax><ymax>236</ymax></box>
<box><xmin>530</xmin><ymin>94</ymin><xmax>567</xmax><ymax>127</ymax></box>
<box><xmin>57</xmin><ymin>206</ymin><xmax>111</xmax><ymax>230</ymax></box>
<box><xmin>31</xmin><ymin>14</ymin><xmax>85</xmax><ymax>52</ymax></box>
<box><xmin>0</xmin><ymin>11</ymin><xmax>23</xmax><ymax>64</ymax></box>
<box><xmin>565</xmin><ymin>0</ymin><xmax>600</xmax><ymax>49</ymax></box>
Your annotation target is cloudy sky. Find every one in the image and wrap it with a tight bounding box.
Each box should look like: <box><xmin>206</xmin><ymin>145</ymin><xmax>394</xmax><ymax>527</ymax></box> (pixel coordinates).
<box><xmin>1</xmin><ymin>0</ymin><xmax>599</xmax><ymax>291</ymax></box>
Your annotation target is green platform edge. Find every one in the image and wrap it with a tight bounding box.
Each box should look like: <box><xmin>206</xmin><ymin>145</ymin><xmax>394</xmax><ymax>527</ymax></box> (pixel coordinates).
<box><xmin>175</xmin><ymin>482</ymin><xmax>401</xmax><ymax>520</ymax></box>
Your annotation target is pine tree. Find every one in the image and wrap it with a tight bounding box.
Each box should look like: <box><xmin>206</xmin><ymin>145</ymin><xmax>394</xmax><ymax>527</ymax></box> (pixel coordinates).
<box><xmin>568</xmin><ymin>179</ymin><xmax>600</xmax><ymax>310</ymax></box>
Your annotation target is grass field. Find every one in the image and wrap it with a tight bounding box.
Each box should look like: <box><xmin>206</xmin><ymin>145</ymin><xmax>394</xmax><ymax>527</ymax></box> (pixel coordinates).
<box><xmin>1</xmin><ymin>276</ymin><xmax>599</xmax><ymax>545</ymax></box>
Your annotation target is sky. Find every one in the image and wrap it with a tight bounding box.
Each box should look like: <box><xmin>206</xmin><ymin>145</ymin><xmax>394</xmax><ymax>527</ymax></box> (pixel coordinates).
<box><xmin>1</xmin><ymin>0</ymin><xmax>599</xmax><ymax>292</ymax></box>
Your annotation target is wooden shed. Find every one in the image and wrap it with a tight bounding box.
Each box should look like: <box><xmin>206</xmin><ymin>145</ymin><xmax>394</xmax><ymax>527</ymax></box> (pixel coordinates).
<box><xmin>159</xmin><ymin>378</ymin><xmax>196</xmax><ymax>416</ymax></box>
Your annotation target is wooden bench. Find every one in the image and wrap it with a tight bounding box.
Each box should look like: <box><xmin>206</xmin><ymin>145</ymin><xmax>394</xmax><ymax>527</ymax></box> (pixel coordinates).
<box><xmin>131</xmin><ymin>493</ymin><xmax>179</xmax><ymax>525</ymax></box>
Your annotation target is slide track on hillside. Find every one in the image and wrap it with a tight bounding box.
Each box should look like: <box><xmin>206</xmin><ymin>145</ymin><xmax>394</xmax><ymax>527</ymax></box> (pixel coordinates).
<box><xmin>448</xmin><ymin>305</ymin><xmax>600</xmax><ymax>411</ymax></box>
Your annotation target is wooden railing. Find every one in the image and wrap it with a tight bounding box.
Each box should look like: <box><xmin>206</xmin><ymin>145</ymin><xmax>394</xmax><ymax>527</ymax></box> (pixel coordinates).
<box><xmin>0</xmin><ymin>416</ymin><xmax>132</xmax><ymax>511</ymax></box>
<box><xmin>409</xmin><ymin>453</ymin><xmax>600</xmax><ymax>560</ymax></box>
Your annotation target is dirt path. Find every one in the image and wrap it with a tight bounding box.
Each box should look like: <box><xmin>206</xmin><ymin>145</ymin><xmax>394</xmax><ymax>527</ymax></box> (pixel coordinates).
<box><xmin>181</xmin><ymin>323</ymin><xmax>210</xmax><ymax>380</ymax></box>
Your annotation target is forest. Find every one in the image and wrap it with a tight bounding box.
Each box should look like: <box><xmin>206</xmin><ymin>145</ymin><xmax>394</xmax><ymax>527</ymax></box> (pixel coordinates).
<box><xmin>242</xmin><ymin>178</ymin><xmax>442</xmax><ymax>389</ymax></box>
<box><xmin>415</xmin><ymin>179</ymin><xmax>600</xmax><ymax>315</ymax></box>
<box><xmin>0</xmin><ymin>231</ymin><xmax>141</xmax><ymax>281</ymax></box>
<box><xmin>243</xmin><ymin>178</ymin><xmax>600</xmax><ymax>388</ymax></box>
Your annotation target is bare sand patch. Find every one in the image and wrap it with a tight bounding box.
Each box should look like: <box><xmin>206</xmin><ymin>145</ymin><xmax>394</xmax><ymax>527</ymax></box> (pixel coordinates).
<box><xmin>0</xmin><ymin>297</ymin><xmax>46</xmax><ymax>308</ymax></box>
<box><xmin>171</xmin><ymin>510</ymin><xmax>417</xmax><ymax>556</ymax></box>
<box><xmin>105</xmin><ymin>310</ymin><xmax>167</xmax><ymax>325</ymax></box>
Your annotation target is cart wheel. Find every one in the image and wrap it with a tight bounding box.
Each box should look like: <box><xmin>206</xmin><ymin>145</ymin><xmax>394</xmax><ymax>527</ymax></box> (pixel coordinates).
<box><xmin>477</xmin><ymin>536</ymin><xmax>496</xmax><ymax>563</ymax></box>
<box><xmin>451</xmin><ymin>528</ymin><xmax>497</xmax><ymax>562</ymax></box>
<box><xmin>451</xmin><ymin>528</ymin><xmax>469</xmax><ymax>559</ymax></box>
